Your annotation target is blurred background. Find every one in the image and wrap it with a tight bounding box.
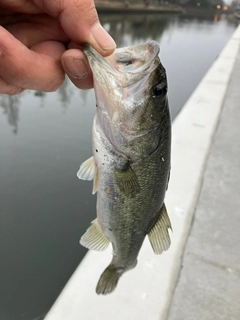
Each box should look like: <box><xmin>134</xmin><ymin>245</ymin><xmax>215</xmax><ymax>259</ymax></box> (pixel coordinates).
<box><xmin>0</xmin><ymin>2</ymin><xmax>239</xmax><ymax>320</ymax></box>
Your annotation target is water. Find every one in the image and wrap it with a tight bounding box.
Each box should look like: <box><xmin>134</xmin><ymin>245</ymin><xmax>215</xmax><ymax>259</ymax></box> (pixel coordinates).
<box><xmin>0</xmin><ymin>12</ymin><xmax>237</xmax><ymax>320</ymax></box>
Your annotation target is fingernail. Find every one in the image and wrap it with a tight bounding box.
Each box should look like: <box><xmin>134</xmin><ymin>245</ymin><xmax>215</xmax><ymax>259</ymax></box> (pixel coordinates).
<box><xmin>63</xmin><ymin>58</ymin><xmax>89</xmax><ymax>79</ymax></box>
<box><xmin>91</xmin><ymin>23</ymin><xmax>116</xmax><ymax>52</ymax></box>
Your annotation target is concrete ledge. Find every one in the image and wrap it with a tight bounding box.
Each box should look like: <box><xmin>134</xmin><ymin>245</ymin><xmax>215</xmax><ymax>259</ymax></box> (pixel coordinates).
<box><xmin>168</xmin><ymin>27</ymin><xmax>240</xmax><ymax>320</ymax></box>
<box><xmin>44</xmin><ymin>25</ymin><xmax>240</xmax><ymax>320</ymax></box>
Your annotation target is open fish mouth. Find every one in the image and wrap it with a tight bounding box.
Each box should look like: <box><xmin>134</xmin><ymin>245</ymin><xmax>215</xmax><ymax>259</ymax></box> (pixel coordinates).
<box><xmin>83</xmin><ymin>41</ymin><xmax>160</xmax><ymax>87</ymax></box>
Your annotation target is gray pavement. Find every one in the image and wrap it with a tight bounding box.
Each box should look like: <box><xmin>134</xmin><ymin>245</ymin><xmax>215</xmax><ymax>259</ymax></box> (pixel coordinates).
<box><xmin>167</xmin><ymin>43</ymin><xmax>240</xmax><ymax>319</ymax></box>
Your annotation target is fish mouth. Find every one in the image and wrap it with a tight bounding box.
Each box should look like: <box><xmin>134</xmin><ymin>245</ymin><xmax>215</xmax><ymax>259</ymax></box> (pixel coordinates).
<box><xmin>83</xmin><ymin>41</ymin><xmax>160</xmax><ymax>87</ymax></box>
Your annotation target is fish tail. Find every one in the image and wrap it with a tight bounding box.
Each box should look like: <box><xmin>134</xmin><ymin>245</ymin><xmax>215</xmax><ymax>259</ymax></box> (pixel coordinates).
<box><xmin>96</xmin><ymin>264</ymin><xmax>122</xmax><ymax>295</ymax></box>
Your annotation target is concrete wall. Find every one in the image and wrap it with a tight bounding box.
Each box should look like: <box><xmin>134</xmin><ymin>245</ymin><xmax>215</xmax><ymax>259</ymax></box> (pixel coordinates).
<box><xmin>44</xmin><ymin>24</ymin><xmax>240</xmax><ymax>320</ymax></box>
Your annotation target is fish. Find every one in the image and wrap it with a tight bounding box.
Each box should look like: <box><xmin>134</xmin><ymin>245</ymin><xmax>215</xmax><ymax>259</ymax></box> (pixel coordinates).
<box><xmin>77</xmin><ymin>41</ymin><xmax>172</xmax><ymax>295</ymax></box>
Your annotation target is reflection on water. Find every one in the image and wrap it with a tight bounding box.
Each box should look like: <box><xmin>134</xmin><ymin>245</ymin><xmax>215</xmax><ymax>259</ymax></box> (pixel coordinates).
<box><xmin>0</xmin><ymin>77</ymin><xmax>76</xmax><ymax>135</ymax></box>
<box><xmin>101</xmin><ymin>13</ymin><xmax>170</xmax><ymax>45</ymax></box>
<box><xmin>80</xmin><ymin>89</ymin><xmax>89</xmax><ymax>105</ymax></box>
<box><xmin>34</xmin><ymin>91</ymin><xmax>46</xmax><ymax>98</ymax></box>
<box><xmin>1</xmin><ymin>14</ymin><xmax>237</xmax><ymax>136</ymax></box>
<box><xmin>34</xmin><ymin>90</ymin><xmax>46</xmax><ymax>109</ymax></box>
<box><xmin>57</xmin><ymin>77</ymin><xmax>73</xmax><ymax>108</ymax></box>
<box><xmin>0</xmin><ymin>95</ymin><xmax>20</xmax><ymax>134</ymax></box>
<box><xmin>0</xmin><ymin>12</ymin><xmax>238</xmax><ymax>320</ymax></box>
<box><xmin>32</xmin><ymin>77</ymin><xmax>74</xmax><ymax>110</ymax></box>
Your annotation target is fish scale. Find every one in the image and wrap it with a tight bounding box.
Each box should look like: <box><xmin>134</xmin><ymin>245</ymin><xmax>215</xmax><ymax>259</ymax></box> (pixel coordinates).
<box><xmin>77</xmin><ymin>41</ymin><xmax>172</xmax><ymax>295</ymax></box>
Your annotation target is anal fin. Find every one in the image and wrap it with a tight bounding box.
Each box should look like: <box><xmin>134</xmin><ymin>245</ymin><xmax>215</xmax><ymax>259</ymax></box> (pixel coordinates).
<box><xmin>80</xmin><ymin>219</ymin><xmax>110</xmax><ymax>251</ymax></box>
<box><xmin>148</xmin><ymin>203</ymin><xmax>172</xmax><ymax>254</ymax></box>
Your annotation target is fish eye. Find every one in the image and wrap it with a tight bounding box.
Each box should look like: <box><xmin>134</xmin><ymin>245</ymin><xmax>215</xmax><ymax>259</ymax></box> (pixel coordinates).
<box><xmin>152</xmin><ymin>83</ymin><xmax>167</xmax><ymax>97</ymax></box>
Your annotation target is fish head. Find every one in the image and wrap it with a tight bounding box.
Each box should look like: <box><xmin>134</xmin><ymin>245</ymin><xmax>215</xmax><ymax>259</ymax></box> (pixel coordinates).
<box><xmin>84</xmin><ymin>41</ymin><xmax>169</xmax><ymax>139</ymax></box>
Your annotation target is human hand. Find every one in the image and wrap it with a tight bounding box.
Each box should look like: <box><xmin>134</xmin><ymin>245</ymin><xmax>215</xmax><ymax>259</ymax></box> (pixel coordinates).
<box><xmin>0</xmin><ymin>0</ymin><xmax>116</xmax><ymax>95</ymax></box>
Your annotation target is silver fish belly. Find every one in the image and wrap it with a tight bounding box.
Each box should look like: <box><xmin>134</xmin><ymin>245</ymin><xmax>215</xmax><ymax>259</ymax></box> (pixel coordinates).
<box><xmin>77</xmin><ymin>41</ymin><xmax>172</xmax><ymax>295</ymax></box>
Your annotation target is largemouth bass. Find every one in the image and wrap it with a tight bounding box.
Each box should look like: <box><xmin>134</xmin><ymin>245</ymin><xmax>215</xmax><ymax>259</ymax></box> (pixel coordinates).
<box><xmin>77</xmin><ymin>41</ymin><xmax>172</xmax><ymax>295</ymax></box>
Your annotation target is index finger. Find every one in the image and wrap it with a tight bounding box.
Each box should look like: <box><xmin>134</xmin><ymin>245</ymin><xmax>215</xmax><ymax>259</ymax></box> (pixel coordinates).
<box><xmin>33</xmin><ymin>0</ymin><xmax>116</xmax><ymax>56</ymax></box>
<box><xmin>0</xmin><ymin>27</ymin><xmax>65</xmax><ymax>92</ymax></box>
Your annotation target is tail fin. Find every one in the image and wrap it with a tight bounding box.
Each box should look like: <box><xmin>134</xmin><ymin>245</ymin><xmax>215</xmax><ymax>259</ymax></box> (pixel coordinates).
<box><xmin>96</xmin><ymin>264</ymin><xmax>122</xmax><ymax>295</ymax></box>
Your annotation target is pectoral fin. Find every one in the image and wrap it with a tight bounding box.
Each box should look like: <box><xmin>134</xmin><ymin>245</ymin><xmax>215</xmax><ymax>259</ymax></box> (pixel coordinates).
<box><xmin>115</xmin><ymin>165</ymin><xmax>140</xmax><ymax>198</ymax></box>
<box><xmin>148</xmin><ymin>203</ymin><xmax>172</xmax><ymax>254</ymax></box>
<box><xmin>77</xmin><ymin>156</ymin><xmax>99</xmax><ymax>194</ymax></box>
<box><xmin>80</xmin><ymin>219</ymin><xmax>110</xmax><ymax>251</ymax></box>
<box><xmin>77</xmin><ymin>156</ymin><xmax>95</xmax><ymax>181</ymax></box>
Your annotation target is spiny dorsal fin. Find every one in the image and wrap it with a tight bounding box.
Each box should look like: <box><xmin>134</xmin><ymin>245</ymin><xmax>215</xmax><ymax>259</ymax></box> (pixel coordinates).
<box><xmin>80</xmin><ymin>219</ymin><xmax>110</xmax><ymax>251</ymax></box>
<box><xmin>77</xmin><ymin>156</ymin><xmax>95</xmax><ymax>181</ymax></box>
<box><xmin>115</xmin><ymin>165</ymin><xmax>140</xmax><ymax>198</ymax></box>
<box><xmin>148</xmin><ymin>203</ymin><xmax>172</xmax><ymax>255</ymax></box>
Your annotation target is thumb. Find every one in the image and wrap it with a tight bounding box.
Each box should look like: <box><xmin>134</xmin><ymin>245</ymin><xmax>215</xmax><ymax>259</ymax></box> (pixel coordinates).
<box><xmin>33</xmin><ymin>0</ymin><xmax>116</xmax><ymax>56</ymax></box>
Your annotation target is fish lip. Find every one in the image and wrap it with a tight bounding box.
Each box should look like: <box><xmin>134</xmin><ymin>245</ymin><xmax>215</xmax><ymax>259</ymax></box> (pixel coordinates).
<box><xmin>83</xmin><ymin>41</ymin><xmax>160</xmax><ymax>76</ymax></box>
<box><xmin>83</xmin><ymin>43</ymin><xmax>117</xmax><ymax>74</ymax></box>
